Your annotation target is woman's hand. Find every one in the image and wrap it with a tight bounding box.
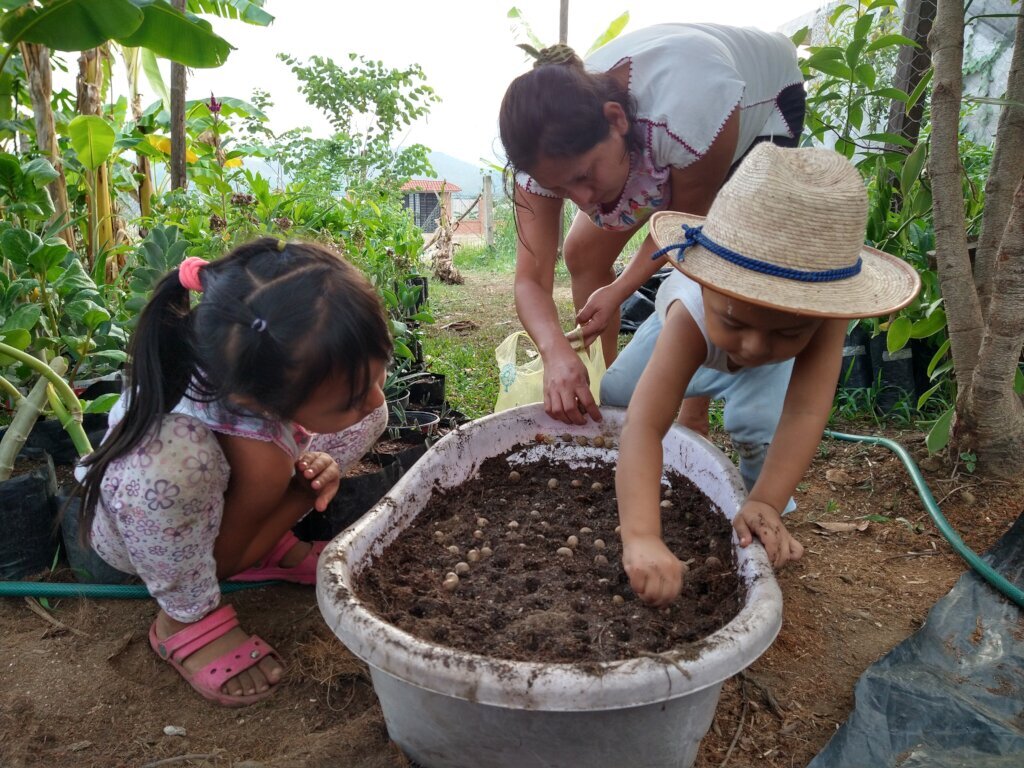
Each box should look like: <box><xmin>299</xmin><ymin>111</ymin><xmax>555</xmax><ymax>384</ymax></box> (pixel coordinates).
<box><xmin>293</xmin><ymin>451</ymin><xmax>341</xmax><ymax>512</ymax></box>
<box><xmin>733</xmin><ymin>499</ymin><xmax>804</xmax><ymax>568</ymax></box>
<box><xmin>622</xmin><ymin>533</ymin><xmax>687</xmax><ymax>607</ymax></box>
<box><xmin>575</xmin><ymin>283</ymin><xmax>622</xmax><ymax>347</ymax></box>
<box><xmin>543</xmin><ymin>347</ymin><xmax>602</xmax><ymax>425</ymax></box>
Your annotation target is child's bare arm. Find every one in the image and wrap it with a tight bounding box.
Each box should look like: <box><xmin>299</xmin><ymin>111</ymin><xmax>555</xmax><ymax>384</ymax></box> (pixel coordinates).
<box><xmin>214</xmin><ymin>435</ymin><xmax>331</xmax><ymax>574</ymax></box>
<box><xmin>736</xmin><ymin>318</ymin><xmax>847</xmax><ymax>566</ymax></box>
<box><xmin>617</xmin><ymin>304</ymin><xmax>705</xmax><ymax>606</ymax></box>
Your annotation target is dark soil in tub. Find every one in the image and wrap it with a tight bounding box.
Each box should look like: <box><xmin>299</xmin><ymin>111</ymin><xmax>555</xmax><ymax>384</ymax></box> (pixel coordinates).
<box><xmin>354</xmin><ymin>440</ymin><xmax>745</xmax><ymax>664</ymax></box>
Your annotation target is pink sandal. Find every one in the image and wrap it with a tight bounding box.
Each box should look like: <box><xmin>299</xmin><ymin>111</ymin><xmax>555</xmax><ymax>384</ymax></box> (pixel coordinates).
<box><xmin>149</xmin><ymin>604</ymin><xmax>282</xmax><ymax>707</ymax></box>
<box><xmin>228</xmin><ymin>530</ymin><xmax>327</xmax><ymax>585</ymax></box>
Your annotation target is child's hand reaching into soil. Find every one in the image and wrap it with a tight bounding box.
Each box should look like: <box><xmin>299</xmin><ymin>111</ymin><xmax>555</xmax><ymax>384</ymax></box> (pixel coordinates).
<box><xmin>733</xmin><ymin>499</ymin><xmax>804</xmax><ymax>568</ymax></box>
<box><xmin>621</xmin><ymin>533</ymin><xmax>689</xmax><ymax>607</ymax></box>
<box><xmin>293</xmin><ymin>451</ymin><xmax>341</xmax><ymax>512</ymax></box>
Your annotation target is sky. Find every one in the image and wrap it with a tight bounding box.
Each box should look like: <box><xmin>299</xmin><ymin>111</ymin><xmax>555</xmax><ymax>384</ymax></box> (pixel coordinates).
<box><xmin>174</xmin><ymin>1</ymin><xmax>823</xmax><ymax>168</ymax></box>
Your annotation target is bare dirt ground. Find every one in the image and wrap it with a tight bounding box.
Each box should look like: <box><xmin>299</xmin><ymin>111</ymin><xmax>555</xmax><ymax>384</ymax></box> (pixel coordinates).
<box><xmin>2</xmin><ymin>271</ymin><xmax>1021</xmax><ymax>768</ymax></box>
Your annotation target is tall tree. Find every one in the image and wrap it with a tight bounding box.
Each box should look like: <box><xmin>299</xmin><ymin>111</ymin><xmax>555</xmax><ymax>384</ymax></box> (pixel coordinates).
<box><xmin>930</xmin><ymin>0</ymin><xmax>1024</xmax><ymax>473</ymax></box>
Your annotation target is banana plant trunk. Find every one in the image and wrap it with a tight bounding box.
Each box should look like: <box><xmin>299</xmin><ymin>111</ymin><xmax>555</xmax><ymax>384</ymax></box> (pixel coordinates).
<box><xmin>76</xmin><ymin>48</ymin><xmax>114</xmax><ymax>267</ymax></box>
<box><xmin>170</xmin><ymin>0</ymin><xmax>188</xmax><ymax>191</ymax></box>
<box><xmin>19</xmin><ymin>42</ymin><xmax>74</xmax><ymax>247</ymax></box>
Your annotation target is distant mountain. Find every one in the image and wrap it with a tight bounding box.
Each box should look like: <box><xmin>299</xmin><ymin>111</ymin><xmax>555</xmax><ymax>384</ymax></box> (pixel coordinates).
<box><xmin>422</xmin><ymin>152</ymin><xmax>504</xmax><ymax>199</ymax></box>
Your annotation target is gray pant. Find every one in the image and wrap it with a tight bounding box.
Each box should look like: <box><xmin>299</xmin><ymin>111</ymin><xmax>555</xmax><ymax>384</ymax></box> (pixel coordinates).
<box><xmin>601</xmin><ymin>312</ymin><xmax>795</xmax><ymax>497</ymax></box>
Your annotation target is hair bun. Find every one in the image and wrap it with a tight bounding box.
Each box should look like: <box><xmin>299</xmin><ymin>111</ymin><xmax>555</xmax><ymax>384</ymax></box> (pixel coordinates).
<box><xmin>520</xmin><ymin>43</ymin><xmax>581</xmax><ymax>69</ymax></box>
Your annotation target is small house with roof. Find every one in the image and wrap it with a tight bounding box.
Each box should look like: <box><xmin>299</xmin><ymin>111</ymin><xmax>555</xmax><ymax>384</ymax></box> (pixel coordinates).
<box><xmin>401</xmin><ymin>179</ymin><xmax>461</xmax><ymax>233</ymax></box>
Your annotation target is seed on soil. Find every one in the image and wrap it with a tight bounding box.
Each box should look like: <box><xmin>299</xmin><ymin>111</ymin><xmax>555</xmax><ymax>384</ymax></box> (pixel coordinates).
<box><xmin>663</xmin><ymin>488</ymin><xmax>673</xmax><ymax>498</ymax></box>
<box><xmin>660</xmin><ymin>499</ymin><xmax>673</xmax><ymax>509</ymax></box>
<box><xmin>594</xmin><ymin>554</ymin><xmax>609</xmax><ymax>566</ymax></box>
<box><xmin>547</xmin><ymin>478</ymin><xmax>559</xmax><ymax>489</ymax></box>
<box><xmin>433</xmin><ymin>530</ymin><xmax>445</xmax><ymax>543</ymax></box>
<box><xmin>592</xmin><ymin>436</ymin><xmax>605</xmax><ymax>448</ymax></box>
<box><xmin>614</xmin><ymin>525</ymin><xmax>621</xmax><ymax>534</ymax></box>
<box><xmin>508</xmin><ymin>470</ymin><xmax>521</xmax><ymax>483</ymax></box>
<box><xmin>447</xmin><ymin>545</ymin><xmax>460</xmax><ymax>555</ymax></box>
<box><xmin>580</xmin><ymin>526</ymin><xmax>593</xmax><ymax>534</ymax></box>
<box><xmin>566</xmin><ymin>535</ymin><xmax>579</xmax><ymax>549</ymax></box>
<box><xmin>473</xmin><ymin>529</ymin><xmax>484</xmax><ymax>540</ymax></box>
<box><xmin>529</xmin><ymin>509</ymin><xmax>541</xmax><ymax>518</ymax></box>
<box><xmin>570</xmin><ymin>479</ymin><xmax>582</xmax><ymax>488</ymax></box>
<box><xmin>705</xmin><ymin>556</ymin><xmax>722</xmax><ymax>570</ymax></box>
<box><xmin>454</xmin><ymin>561</ymin><xmax>470</xmax><ymax>575</ymax></box>
<box><xmin>476</xmin><ymin>517</ymin><xmax>489</xmax><ymax>527</ymax></box>
<box><xmin>507</xmin><ymin>520</ymin><xmax>519</xmax><ymax>530</ymax></box>
<box><xmin>467</xmin><ymin>549</ymin><xmax>480</xmax><ymax>562</ymax></box>
<box><xmin>591</xmin><ymin>482</ymin><xmax>604</xmax><ymax>492</ymax></box>
<box><xmin>442</xmin><ymin>573</ymin><xmax>459</xmax><ymax>591</ymax></box>
<box><xmin>575</xmin><ymin>435</ymin><xmax>589</xmax><ymax>446</ymax></box>
<box><xmin>536</xmin><ymin>433</ymin><xmax>553</xmax><ymax>444</ymax></box>
<box><xmin>561</xmin><ymin>434</ymin><xmax>573</xmax><ymax>442</ymax></box>
<box><xmin>540</xmin><ymin>521</ymin><xmax>550</xmax><ymax>529</ymax></box>
<box><xmin>612</xmin><ymin>595</ymin><xmax>625</xmax><ymax>605</ymax></box>
<box><xmin>480</xmin><ymin>546</ymin><xmax>493</xmax><ymax>557</ymax></box>
<box><xmin>556</xmin><ymin>546</ymin><xmax>574</xmax><ymax>558</ymax></box>
<box><xmin>594</xmin><ymin>539</ymin><xmax>606</xmax><ymax>549</ymax></box>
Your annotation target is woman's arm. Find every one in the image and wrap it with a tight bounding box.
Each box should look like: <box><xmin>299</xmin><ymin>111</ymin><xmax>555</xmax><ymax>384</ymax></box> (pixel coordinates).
<box><xmin>213</xmin><ymin>434</ymin><xmax>328</xmax><ymax>576</ymax></box>
<box><xmin>513</xmin><ymin>186</ymin><xmax>603</xmax><ymax>424</ymax></box>
<box><xmin>617</xmin><ymin>302</ymin><xmax>707</xmax><ymax>606</ymax></box>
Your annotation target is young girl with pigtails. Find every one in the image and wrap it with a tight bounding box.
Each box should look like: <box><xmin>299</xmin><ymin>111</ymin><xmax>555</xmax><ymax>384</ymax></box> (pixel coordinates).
<box><xmin>77</xmin><ymin>238</ymin><xmax>393</xmax><ymax>706</ymax></box>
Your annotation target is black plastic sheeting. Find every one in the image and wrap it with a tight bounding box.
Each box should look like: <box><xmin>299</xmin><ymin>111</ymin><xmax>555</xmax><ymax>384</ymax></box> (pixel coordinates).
<box><xmin>809</xmin><ymin>510</ymin><xmax>1024</xmax><ymax>768</ymax></box>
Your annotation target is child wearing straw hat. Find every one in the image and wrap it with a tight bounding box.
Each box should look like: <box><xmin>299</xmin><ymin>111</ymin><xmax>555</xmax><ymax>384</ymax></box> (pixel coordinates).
<box><xmin>614</xmin><ymin>143</ymin><xmax>920</xmax><ymax>607</ymax></box>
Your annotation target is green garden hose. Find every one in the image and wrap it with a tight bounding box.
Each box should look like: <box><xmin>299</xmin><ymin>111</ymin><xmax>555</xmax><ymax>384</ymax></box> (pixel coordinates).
<box><xmin>0</xmin><ymin>431</ymin><xmax>1021</xmax><ymax>611</ymax></box>
<box><xmin>825</xmin><ymin>430</ymin><xmax>1024</xmax><ymax>610</ymax></box>
<box><xmin>0</xmin><ymin>580</ymin><xmax>275</xmax><ymax>599</ymax></box>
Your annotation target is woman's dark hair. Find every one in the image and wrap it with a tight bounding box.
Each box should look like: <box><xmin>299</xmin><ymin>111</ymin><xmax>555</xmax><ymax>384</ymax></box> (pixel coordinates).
<box><xmin>499</xmin><ymin>47</ymin><xmax>640</xmax><ymax>187</ymax></box>
<box><xmin>77</xmin><ymin>238</ymin><xmax>392</xmax><ymax>538</ymax></box>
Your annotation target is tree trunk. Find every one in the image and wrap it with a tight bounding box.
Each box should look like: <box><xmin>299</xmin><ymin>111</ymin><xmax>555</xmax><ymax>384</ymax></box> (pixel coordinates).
<box><xmin>885</xmin><ymin>0</ymin><xmax>936</xmax><ymax>151</ymax></box>
<box><xmin>974</xmin><ymin>12</ymin><xmax>1024</xmax><ymax>321</ymax></box>
<box><xmin>430</xmin><ymin>197</ymin><xmax>463</xmax><ymax>285</ymax></box>
<box><xmin>170</xmin><ymin>0</ymin><xmax>188</xmax><ymax>191</ymax></box>
<box><xmin>961</xmin><ymin>178</ymin><xmax>1024</xmax><ymax>475</ymax></box>
<box><xmin>929</xmin><ymin>0</ymin><xmax>985</xmax><ymax>384</ymax></box>
<box><xmin>19</xmin><ymin>43</ymin><xmax>74</xmax><ymax>247</ymax></box>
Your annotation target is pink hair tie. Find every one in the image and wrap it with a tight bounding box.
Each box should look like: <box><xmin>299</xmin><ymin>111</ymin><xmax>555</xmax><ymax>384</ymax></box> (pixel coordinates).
<box><xmin>178</xmin><ymin>257</ymin><xmax>207</xmax><ymax>292</ymax></box>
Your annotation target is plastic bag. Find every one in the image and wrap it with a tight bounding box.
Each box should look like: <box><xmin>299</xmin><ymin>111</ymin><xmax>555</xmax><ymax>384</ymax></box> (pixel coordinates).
<box><xmin>494</xmin><ymin>330</ymin><xmax>606</xmax><ymax>413</ymax></box>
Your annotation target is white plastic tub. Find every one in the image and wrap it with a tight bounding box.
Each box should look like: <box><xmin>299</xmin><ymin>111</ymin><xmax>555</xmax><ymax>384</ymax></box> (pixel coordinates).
<box><xmin>318</xmin><ymin>404</ymin><xmax>782</xmax><ymax>768</ymax></box>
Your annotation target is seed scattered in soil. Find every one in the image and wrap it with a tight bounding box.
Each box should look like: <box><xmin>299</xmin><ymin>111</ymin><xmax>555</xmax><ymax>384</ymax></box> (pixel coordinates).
<box><xmin>473</xmin><ymin>529</ymin><xmax>484</xmax><ymax>540</ymax></box>
<box><xmin>580</xmin><ymin>526</ymin><xmax>593</xmax><ymax>534</ymax></box>
<box><xmin>614</xmin><ymin>525</ymin><xmax>621</xmax><ymax>534</ymax></box>
<box><xmin>529</xmin><ymin>509</ymin><xmax>540</xmax><ymax>518</ymax></box>
<box><xmin>612</xmin><ymin>595</ymin><xmax>625</xmax><ymax>605</ymax></box>
<box><xmin>442</xmin><ymin>573</ymin><xmax>459</xmax><ymax>591</ymax></box>
<box><xmin>570</xmin><ymin>479</ymin><xmax>582</xmax><ymax>488</ymax></box>
<box><xmin>433</xmin><ymin>530</ymin><xmax>445</xmax><ymax>543</ymax></box>
<box><xmin>507</xmin><ymin>520</ymin><xmax>519</xmax><ymax>530</ymax></box>
<box><xmin>592</xmin><ymin>436</ymin><xmax>605</xmax><ymax>448</ymax></box>
<box><xmin>660</xmin><ymin>499</ymin><xmax>673</xmax><ymax>509</ymax></box>
<box><xmin>591</xmin><ymin>482</ymin><xmax>604</xmax><ymax>492</ymax></box>
<box><xmin>540</xmin><ymin>521</ymin><xmax>550</xmax><ymax>529</ymax></box>
<box><xmin>508</xmin><ymin>471</ymin><xmax>521</xmax><ymax>483</ymax></box>
<box><xmin>467</xmin><ymin>549</ymin><xmax>480</xmax><ymax>562</ymax></box>
<box><xmin>556</xmin><ymin>547</ymin><xmax>574</xmax><ymax>558</ymax></box>
<box><xmin>447</xmin><ymin>545</ymin><xmax>460</xmax><ymax>555</ymax></box>
<box><xmin>480</xmin><ymin>546</ymin><xmax>493</xmax><ymax>557</ymax></box>
<box><xmin>547</xmin><ymin>478</ymin><xmax>559</xmax><ymax>490</ymax></box>
<box><xmin>566</xmin><ymin>535</ymin><xmax>579</xmax><ymax>549</ymax></box>
<box><xmin>594</xmin><ymin>539</ymin><xmax>606</xmax><ymax>549</ymax></box>
<box><xmin>454</xmin><ymin>561</ymin><xmax>470</xmax><ymax>575</ymax></box>
<box><xmin>706</xmin><ymin>556</ymin><xmax>722</xmax><ymax>570</ymax></box>
<box><xmin>476</xmin><ymin>517</ymin><xmax>489</xmax><ymax>527</ymax></box>
<box><xmin>594</xmin><ymin>554</ymin><xmax>609</xmax><ymax>566</ymax></box>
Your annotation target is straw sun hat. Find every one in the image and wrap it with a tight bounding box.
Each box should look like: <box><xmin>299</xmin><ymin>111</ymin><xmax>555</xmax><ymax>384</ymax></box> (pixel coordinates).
<box><xmin>650</xmin><ymin>143</ymin><xmax>920</xmax><ymax>319</ymax></box>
